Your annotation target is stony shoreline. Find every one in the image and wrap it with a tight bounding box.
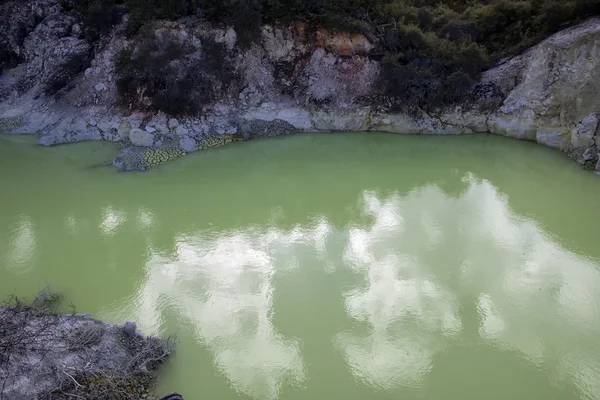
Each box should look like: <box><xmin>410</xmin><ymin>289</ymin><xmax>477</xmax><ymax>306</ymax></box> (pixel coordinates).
<box><xmin>0</xmin><ymin>290</ymin><xmax>181</xmax><ymax>400</ymax></box>
<box><xmin>0</xmin><ymin>1</ymin><xmax>598</xmax><ymax>172</ymax></box>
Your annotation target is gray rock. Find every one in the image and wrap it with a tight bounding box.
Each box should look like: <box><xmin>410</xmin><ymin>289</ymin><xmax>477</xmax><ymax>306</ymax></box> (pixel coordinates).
<box><xmin>583</xmin><ymin>147</ymin><xmax>595</xmax><ymax>161</ymax></box>
<box><xmin>168</xmin><ymin>118</ymin><xmax>179</xmax><ymax>130</ymax></box>
<box><xmin>97</xmin><ymin>121</ymin><xmax>111</xmax><ymax>133</ymax></box>
<box><xmin>223</xmin><ymin>27</ymin><xmax>237</xmax><ymax>51</ymax></box>
<box><xmin>21</xmin><ymin>12</ymin><xmax>91</xmax><ymax>92</ymax></box>
<box><xmin>126</xmin><ymin>116</ymin><xmax>141</xmax><ymax>129</ymax></box>
<box><xmin>129</xmin><ymin>128</ymin><xmax>154</xmax><ymax>147</ymax></box>
<box><xmin>484</xmin><ymin>18</ymin><xmax>600</xmax><ymax>157</ymax></box>
<box><xmin>0</xmin><ymin>299</ymin><xmax>173</xmax><ymax>400</ymax></box>
<box><xmin>0</xmin><ymin>0</ymin><xmax>61</xmax><ymax>71</ymax></box>
<box><xmin>123</xmin><ymin>321</ymin><xmax>137</xmax><ymax>337</ymax></box>
<box><xmin>94</xmin><ymin>82</ymin><xmax>106</xmax><ymax>92</ymax></box>
<box><xmin>160</xmin><ymin>393</ymin><xmax>184</xmax><ymax>400</ymax></box>
<box><xmin>71</xmin><ymin>23</ymin><xmax>81</xmax><ymax>36</ymax></box>
<box><xmin>536</xmin><ymin>127</ymin><xmax>568</xmax><ymax>150</ymax></box>
<box><xmin>118</xmin><ymin>119</ymin><xmax>132</xmax><ymax>139</ymax></box>
<box><xmin>179</xmin><ymin>136</ymin><xmax>198</xmax><ymax>152</ymax></box>
<box><xmin>572</xmin><ymin>114</ymin><xmax>599</xmax><ymax>149</ymax></box>
<box><xmin>175</xmin><ymin>125</ymin><xmax>188</xmax><ymax>136</ymax></box>
<box><xmin>38</xmin><ymin>134</ymin><xmax>57</xmax><ymax>147</ymax></box>
<box><xmin>145</xmin><ymin>126</ymin><xmax>157</xmax><ymax>133</ymax></box>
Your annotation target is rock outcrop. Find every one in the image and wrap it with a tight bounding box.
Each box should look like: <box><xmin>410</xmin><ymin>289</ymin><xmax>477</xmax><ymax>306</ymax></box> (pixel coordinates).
<box><xmin>0</xmin><ymin>0</ymin><xmax>598</xmax><ymax>172</ymax></box>
<box><xmin>0</xmin><ymin>291</ymin><xmax>176</xmax><ymax>400</ymax></box>
<box><xmin>483</xmin><ymin>18</ymin><xmax>600</xmax><ymax>169</ymax></box>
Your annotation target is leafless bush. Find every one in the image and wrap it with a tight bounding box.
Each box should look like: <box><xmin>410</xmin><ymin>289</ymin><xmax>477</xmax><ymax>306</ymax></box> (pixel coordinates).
<box><xmin>0</xmin><ymin>288</ymin><xmax>66</xmax><ymax>399</ymax></box>
<box><xmin>0</xmin><ymin>288</ymin><xmax>63</xmax><ymax>366</ymax></box>
<box><xmin>0</xmin><ymin>289</ymin><xmax>175</xmax><ymax>400</ymax></box>
<box><xmin>67</xmin><ymin>323</ymin><xmax>105</xmax><ymax>350</ymax></box>
<box><xmin>42</xmin><ymin>334</ymin><xmax>175</xmax><ymax>400</ymax></box>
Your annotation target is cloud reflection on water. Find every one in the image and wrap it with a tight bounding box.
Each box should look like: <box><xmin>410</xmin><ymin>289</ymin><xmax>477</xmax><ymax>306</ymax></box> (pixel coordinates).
<box><xmin>107</xmin><ymin>174</ymin><xmax>600</xmax><ymax>399</ymax></box>
<box><xmin>115</xmin><ymin>224</ymin><xmax>334</xmax><ymax>400</ymax></box>
<box><xmin>335</xmin><ymin>190</ymin><xmax>462</xmax><ymax>389</ymax></box>
<box><xmin>335</xmin><ymin>175</ymin><xmax>600</xmax><ymax>398</ymax></box>
<box><xmin>100</xmin><ymin>206</ymin><xmax>128</xmax><ymax>237</ymax></box>
<box><xmin>4</xmin><ymin>214</ymin><xmax>36</xmax><ymax>273</ymax></box>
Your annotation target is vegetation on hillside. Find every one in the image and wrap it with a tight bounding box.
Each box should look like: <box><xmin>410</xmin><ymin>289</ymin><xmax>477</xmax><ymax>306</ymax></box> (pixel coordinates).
<box><xmin>114</xmin><ymin>31</ymin><xmax>234</xmax><ymax>115</ymax></box>
<box><xmin>65</xmin><ymin>0</ymin><xmax>600</xmax><ymax>111</ymax></box>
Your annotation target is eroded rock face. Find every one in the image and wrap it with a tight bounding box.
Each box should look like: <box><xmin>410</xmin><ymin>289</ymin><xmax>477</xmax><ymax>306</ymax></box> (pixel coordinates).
<box><xmin>483</xmin><ymin>18</ymin><xmax>600</xmax><ymax>167</ymax></box>
<box><xmin>0</xmin><ymin>0</ymin><xmax>90</xmax><ymax>95</ymax></box>
<box><xmin>0</xmin><ymin>0</ymin><xmax>599</xmax><ymax>172</ymax></box>
<box><xmin>0</xmin><ymin>0</ymin><xmax>61</xmax><ymax>71</ymax></box>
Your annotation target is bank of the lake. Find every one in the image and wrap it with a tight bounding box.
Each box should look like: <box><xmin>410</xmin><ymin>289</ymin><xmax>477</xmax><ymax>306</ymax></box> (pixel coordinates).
<box><xmin>1</xmin><ymin>0</ymin><xmax>599</xmax><ymax>173</ymax></box>
<box><xmin>0</xmin><ymin>290</ymin><xmax>177</xmax><ymax>400</ymax></box>
<box><xmin>2</xmin><ymin>132</ymin><xmax>600</xmax><ymax>400</ymax></box>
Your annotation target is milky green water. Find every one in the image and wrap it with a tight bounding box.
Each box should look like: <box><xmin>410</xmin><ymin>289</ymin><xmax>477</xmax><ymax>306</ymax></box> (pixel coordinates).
<box><xmin>2</xmin><ymin>133</ymin><xmax>600</xmax><ymax>400</ymax></box>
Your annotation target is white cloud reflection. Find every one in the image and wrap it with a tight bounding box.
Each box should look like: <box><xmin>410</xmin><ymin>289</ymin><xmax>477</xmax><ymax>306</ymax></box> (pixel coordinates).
<box><xmin>116</xmin><ymin>224</ymin><xmax>337</xmax><ymax>399</ymax></box>
<box><xmin>100</xmin><ymin>206</ymin><xmax>127</xmax><ymax>237</ymax></box>
<box><xmin>5</xmin><ymin>214</ymin><xmax>36</xmax><ymax>273</ymax></box>
<box><xmin>136</xmin><ymin>208</ymin><xmax>155</xmax><ymax>231</ymax></box>
<box><xmin>336</xmin><ymin>191</ymin><xmax>462</xmax><ymax>389</ymax></box>
<box><xmin>105</xmin><ymin>174</ymin><xmax>600</xmax><ymax>399</ymax></box>
<box><xmin>335</xmin><ymin>175</ymin><xmax>600</xmax><ymax>398</ymax></box>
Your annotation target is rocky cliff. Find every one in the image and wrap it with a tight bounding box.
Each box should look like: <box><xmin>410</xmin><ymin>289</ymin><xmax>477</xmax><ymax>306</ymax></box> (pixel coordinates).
<box><xmin>0</xmin><ymin>0</ymin><xmax>599</xmax><ymax>172</ymax></box>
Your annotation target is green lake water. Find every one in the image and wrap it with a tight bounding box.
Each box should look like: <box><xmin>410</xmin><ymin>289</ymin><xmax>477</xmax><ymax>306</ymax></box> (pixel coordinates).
<box><xmin>1</xmin><ymin>132</ymin><xmax>600</xmax><ymax>400</ymax></box>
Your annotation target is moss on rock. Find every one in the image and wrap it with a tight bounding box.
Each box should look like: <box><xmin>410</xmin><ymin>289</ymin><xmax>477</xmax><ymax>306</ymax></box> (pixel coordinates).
<box><xmin>198</xmin><ymin>134</ymin><xmax>239</xmax><ymax>150</ymax></box>
<box><xmin>0</xmin><ymin>116</ymin><xmax>23</xmax><ymax>133</ymax></box>
<box><xmin>141</xmin><ymin>148</ymin><xmax>186</xmax><ymax>167</ymax></box>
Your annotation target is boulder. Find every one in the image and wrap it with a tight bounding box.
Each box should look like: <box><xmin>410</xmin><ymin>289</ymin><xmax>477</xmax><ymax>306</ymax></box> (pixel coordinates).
<box><xmin>159</xmin><ymin>393</ymin><xmax>184</xmax><ymax>400</ymax></box>
<box><xmin>129</xmin><ymin>128</ymin><xmax>154</xmax><ymax>147</ymax></box>
<box><xmin>175</xmin><ymin>125</ymin><xmax>189</xmax><ymax>136</ymax></box>
<box><xmin>168</xmin><ymin>118</ymin><xmax>179</xmax><ymax>130</ymax></box>
<box><xmin>179</xmin><ymin>136</ymin><xmax>198</xmax><ymax>152</ymax></box>
<box><xmin>118</xmin><ymin>119</ymin><xmax>132</xmax><ymax>139</ymax></box>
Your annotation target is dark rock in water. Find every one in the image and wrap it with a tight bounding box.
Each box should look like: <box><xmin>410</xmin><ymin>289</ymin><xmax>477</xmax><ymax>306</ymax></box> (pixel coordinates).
<box><xmin>160</xmin><ymin>393</ymin><xmax>184</xmax><ymax>400</ymax></box>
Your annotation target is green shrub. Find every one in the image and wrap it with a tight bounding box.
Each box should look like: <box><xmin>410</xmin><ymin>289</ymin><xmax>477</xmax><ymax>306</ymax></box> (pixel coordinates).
<box><xmin>124</xmin><ymin>0</ymin><xmax>198</xmax><ymax>34</ymax></box>
<box><xmin>114</xmin><ymin>32</ymin><xmax>233</xmax><ymax>116</ymax></box>
<box><xmin>45</xmin><ymin>52</ymin><xmax>92</xmax><ymax>95</ymax></box>
<box><xmin>59</xmin><ymin>0</ymin><xmax>125</xmax><ymax>39</ymax></box>
<box><xmin>73</xmin><ymin>0</ymin><xmax>599</xmax><ymax>56</ymax></box>
<box><xmin>67</xmin><ymin>0</ymin><xmax>599</xmax><ymax>108</ymax></box>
